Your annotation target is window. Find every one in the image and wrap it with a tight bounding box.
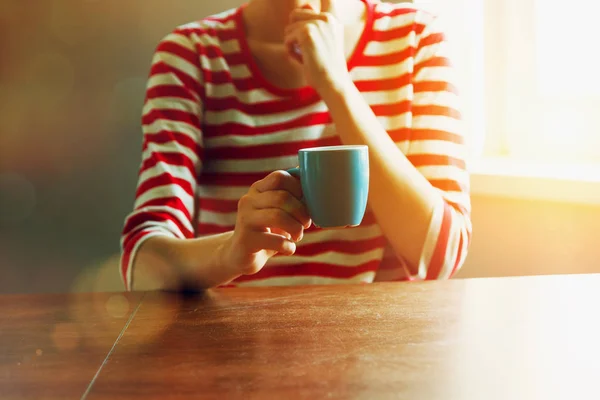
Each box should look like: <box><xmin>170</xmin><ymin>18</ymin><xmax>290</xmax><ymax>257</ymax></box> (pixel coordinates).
<box><xmin>416</xmin><ymin>0</ymin><xmax>600</xmax><ymax>166</ymax></box>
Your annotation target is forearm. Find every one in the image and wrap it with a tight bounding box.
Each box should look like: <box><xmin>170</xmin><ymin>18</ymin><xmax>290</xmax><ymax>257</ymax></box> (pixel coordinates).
<box><xmin>322</xmin><ymin>82</ymin><xmax>440</xmax><ymax>274</ymax></box>
<box><xmin>132</xmin><ymin>232</ymin><xmax>237</xmax><ymax>291</ymax></box>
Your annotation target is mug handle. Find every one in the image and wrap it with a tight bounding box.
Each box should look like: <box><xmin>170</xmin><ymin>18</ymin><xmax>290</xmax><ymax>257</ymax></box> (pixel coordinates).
<box><xmin>286</xmin><ymin>167</ymin><xmax>301</xmax><ymax>178</ymax></box>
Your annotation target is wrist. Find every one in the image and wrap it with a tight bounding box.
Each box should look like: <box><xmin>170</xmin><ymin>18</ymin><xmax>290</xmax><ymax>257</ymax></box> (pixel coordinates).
<box><xmin>319</xmin><ymin>75</ymin><xmax>356</xmax><ymax>105</ymax></box>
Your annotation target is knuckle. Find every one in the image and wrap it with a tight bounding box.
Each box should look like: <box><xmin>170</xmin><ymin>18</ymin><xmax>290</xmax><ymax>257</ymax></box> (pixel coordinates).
<box><xmin>274</xmin><ymin>191</ymin><xmax>290</xmax><ymax>207</ymax></box>
<box><xmin>269</xmin><ymin>170</ymin><xmax>287</xmax><ymax>186</ymax></box>
<box><xmin>238</xmin><ymin>194</ymin><xmax>251</xmax><ymax>208</ymax></box>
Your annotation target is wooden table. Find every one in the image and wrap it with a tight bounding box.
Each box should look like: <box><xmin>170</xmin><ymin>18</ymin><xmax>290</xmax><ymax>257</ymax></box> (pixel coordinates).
<box><xmin>1</xmin><ymin>275</ymin><xmax>600</xmax><ymax>399</ymax></box>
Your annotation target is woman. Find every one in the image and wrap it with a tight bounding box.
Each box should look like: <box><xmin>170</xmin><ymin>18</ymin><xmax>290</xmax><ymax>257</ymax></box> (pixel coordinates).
<box><xmin>121</xmin><ymin>0</ymin><xmax>472</xmax><ymax>291</ymax></box>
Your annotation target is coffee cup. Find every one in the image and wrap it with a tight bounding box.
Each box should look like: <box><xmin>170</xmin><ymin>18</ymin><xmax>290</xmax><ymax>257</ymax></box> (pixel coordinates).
<box><xmin>287</xmin><ymin>145</ymin><xmax>369</xmax><ymax>228</ymax></box>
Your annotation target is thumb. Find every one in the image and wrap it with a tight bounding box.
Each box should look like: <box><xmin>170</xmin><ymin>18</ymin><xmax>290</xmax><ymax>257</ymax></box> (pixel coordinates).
<box><xmin>321</xmin><ymin>0</ymin><xmax>337</xmax><ymax>14</ymax></box>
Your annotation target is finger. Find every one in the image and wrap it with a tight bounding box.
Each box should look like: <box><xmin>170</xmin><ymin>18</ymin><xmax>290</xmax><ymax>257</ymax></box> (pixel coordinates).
<box><xmin>252</xmin><ymin>190</ymin><xmax>311</xmax><ymax>228</ymax></box>
<box><xmin>252</xmin><ymin>171</ymin><xmax>303</xmax><ymax>200</ymax></box>
<box><xmin>289</xmin><ymin>9</ymin><xmax>327</xmax><ymax>23</ymax></box>
<box><xmin>321</xmin><ymin>0</ymin><xmax>337</xmax><ymax>14</ymax></box>
<box><xmin>270</xmin><ymin>227</ymin><xmax>292</xmax><ymax>240</ymax></box>
<box><xmin>248</xmin><ymin>208</ymin><xmax>305</xmax><ymax>242</ymax></box>
<box><xmin>251</xmin><ymin>231</ymin><xmax>296</xmax><ymax>257</ymax></box>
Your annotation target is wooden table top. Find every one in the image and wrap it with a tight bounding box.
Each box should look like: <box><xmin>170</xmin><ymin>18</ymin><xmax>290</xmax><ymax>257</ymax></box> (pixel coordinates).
<box><xmin>1</xmin><ymin>275</ymin><xmax>600</xmax><ymax>399</ymax></box>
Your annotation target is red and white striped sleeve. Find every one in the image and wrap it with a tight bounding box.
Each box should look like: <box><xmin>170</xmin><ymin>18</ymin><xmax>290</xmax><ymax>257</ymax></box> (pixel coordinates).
<box><xmin>120</xmin><ymin>30</ymin><xmax>204</xmax><ymax>290</ymax></box>
<box><xmin>407</xmin><ymin>14</ymin><xmax>472</xmax><ymax>280</ymax></box>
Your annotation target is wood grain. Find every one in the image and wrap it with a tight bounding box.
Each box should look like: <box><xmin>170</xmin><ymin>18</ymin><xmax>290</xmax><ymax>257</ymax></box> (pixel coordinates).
<box><xmin>86</xmin><ymin>275</ymin><xmax>600</xmax><ymax>400</ymax></box>
<box><xmin>0</xmin><ymin>292</ymin><xmax>143</xmax><ymax>399</ymax></box>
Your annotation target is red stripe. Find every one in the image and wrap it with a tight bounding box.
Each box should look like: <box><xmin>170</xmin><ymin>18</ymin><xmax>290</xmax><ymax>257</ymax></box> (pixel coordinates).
<box><xmin>419</xmin><ymin>33</ymin><xmax>445</xmax><ymax>48</ymax></box>
<box><xmin>135</xmin><ymin>173</ymin><xmax>195</xmax><ymax>199</ymax></box>
<box><xmin>234</xmin><ymin>260</ymin><xmax>381</xmax><ymax>282</ymax></box>
<box><xmin>414</xmin><ymin>57</ymin><xmax>452</xmax><ymax>77</ymax></box>
<box><xmin>371</xmin><ymin>23</ymin><xmax>425</xmax><ymax>42</ymax></box>
<box><xmin>294</xmin><ymin>236</ymin><xmax>386</xmax><ymax>257</ymax></box>
<box><xmin>354</xmin><ymin>73</ymin><xmax>411</xmax><ymax>92</ymax></box>
<box><xmin>146</xmin><ymin>85</ymin><xmax>197</xmax><ymax>102</ymax></box>
<box><xmin>123</xmin><ymin>211</ymin><xmax>194</xmax><ymax>239</ymax></box>
<box><xmin>200</xmin><ymin>198</ymin><xmax>239</xmax><ymax>213</ymax></box>
<box><xmin>149</xmin><ymin>63</ymin><xmax>203</xmax><ymax>99</ymax></box>
<box><xmin>407</xmin><ymin>154</ymin><xmax>466</xmax><ymax>169</ymax></box>
<box><xmin>141</xmin><ymin>153</ymin><xmax>197</xmax><ymax>179</ymax></box>
<box><xmin>361</xmin><ymin>46</ymin><xmax>414</xmax><ymax>67</ymax></box>
<box><xmin>207</xmin><ymin>136</ymin><xmax>341</xmax><ymax>160</ymax></box>
<box><xmin>137</xmin><ymin>197</ymin><xmax>193</xmax><ymax>221</ymax></box>
<box><xmin>373</xmin><ymin>7</ymin><xmax>418</xmax><ymax>19</ymax></box>
<box><xmin>409</xmin><ymin>129</ymin><xmax>464</xmax><ymax>144</ymax></box>
<box><xmin>429</xmin><ymin>179</ymin><xmax>467</xmax><ymax>193</ymax></box>
<box><xmin>371</xmin><ymin>101</ymin><xmax>411</xmax><ymax>116</ymax></box>
<box><xmin>203</xmin><ymin>112</ymin><xmax>332</xmax><ymax>137</ymax></box>
<box><xmin>414</xmin><ymin>81</ymin><xmax>458</xmax><ymax>94</ymax></box>
<box><xmin>142</xmin><ymin>109</ymin><xmax>201</xmax><ymax>129</ymax></box>
<box><xmin>426</xmin><ymin>202</ymin><xmax>452</xmax><ymax>279</ymax></box>
<box><xmin>143</xmin><ymin>131</ymin><xmax>201</xmax><ymax>157</ymax></box>
<box><xmin>204</xmin><ymin>95</ymin><xmax>321</xmax><ymax>114</ymax></box>
<box><xmin>450</xmin><ymin>232</ymin><xmax>465</xmax><ymax>277</ymax></box>
<box><xmin>156</xmin><ymin>40</ymin><xmax>198</xmax><ymax>67</ymax></box>
<box><xmin>413</xmin><ymin>105</ymin><xmax>461</xmax><ymax>119</ymax></box>
<box><xmin>121</xmin><ymin>230</ymin><xmax>154</xmax><ymax>290</ymax></box>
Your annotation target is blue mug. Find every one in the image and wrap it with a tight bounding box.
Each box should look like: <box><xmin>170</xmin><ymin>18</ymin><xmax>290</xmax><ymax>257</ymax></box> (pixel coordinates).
<box><xmin>287</xmin><ymin>145</ymin><xmax>369</xmax><ymax>228</ymax></box>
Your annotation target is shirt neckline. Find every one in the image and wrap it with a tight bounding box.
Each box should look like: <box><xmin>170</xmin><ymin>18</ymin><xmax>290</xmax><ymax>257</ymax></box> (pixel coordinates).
<box><xmin>233</xmin><ymin>0</ymin><xmax>374</xmax><ymax>99</ymax></box>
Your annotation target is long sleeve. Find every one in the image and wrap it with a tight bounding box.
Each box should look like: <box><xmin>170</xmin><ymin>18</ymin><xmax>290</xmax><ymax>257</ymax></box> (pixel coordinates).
<box><xmin>407</xmin><ymin>14</ymin><xmax>472</xmax><ymax>280</ymax></box>
<box><xmin>120</xmin><ymin>30</ymin><xmax>204</xmax><ymax>290</ymax></box>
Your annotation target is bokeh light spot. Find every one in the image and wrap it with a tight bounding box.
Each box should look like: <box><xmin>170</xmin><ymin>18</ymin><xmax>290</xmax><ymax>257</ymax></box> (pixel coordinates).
<box><xmin>105</xmin><ymin>294</ymin><xmax>130</xmax><ymax>318</ymax></box>
<box><xmin>51</xmin><ymin>323</ymin><xmax>81</xmax><ymax>352</ymax></box>
<box><xmin>0</xmin><ymin>173</ymin><xmax>36</xmax><ymax>223</ymax></box>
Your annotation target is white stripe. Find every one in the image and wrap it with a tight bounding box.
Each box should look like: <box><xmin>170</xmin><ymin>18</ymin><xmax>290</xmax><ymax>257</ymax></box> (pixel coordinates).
<box><xmin>204</xmin><ymin>101</ymin><xmax>328</xmax><ymax>126</ymax></box>
<box><xmin>360</xmin><ymin>87</ymin><xmax>412</xmax><ymax>106</ymax></box>
<box><xmin>414</xmin><ymin>66</ymin><xmax>456</xmax><ymax>84</ymax></box>
<box><xmin>351</xmin><ymin>58</ymin><xmax>412</xmax><ymax>81</ymax></box>
<box><xmin>441</xmin><ymin>191</ymin><xmax>471</xmax><ymax>211</ymax></box>
<box><xmin>364</xmin><ymin>34</ymin><xmax>415</xmax><ymax>57</ymax></box>
<box><xmin>268</xmin><ymin>248</ymin><xmax>384</xmax><ymax>268</ymax></box>
<box><xmin>205</xmin><ymin>83</ymin><xmax>277</xmax><ymax>102</ymax></box>
<box><xmin>415</xmin><ymin>39</ymin><xmax>452</xmax><ymax>64</ymax></box>
<box><xmin>126</xmin><ymin>219</ymin><xmax>186</xmax><ymax>241</ymax></box>
<box><xmin>373</xmin><ymin>9</ymin><xmax>420</xmax><ymax>31</ymax></box>
<box><xmin>412</xmin><ymin>115</ymin><xmax>462</xmax><ymax>134</ymax></box>
<box><xmin>415</xmin><ymin>165</ymin><xmax>469</xmax><ymax>182</ymax></box>
<box><xmin>143</xmin><ymin>118</ymin><xmax>203</xmax><ymax>147</ymax></box>
<box><xmin>200</xmin><ymin>56</ymin><xmax>249</xmax><ymax>75</ymax></box>
<box><xmin>414</xmin><ymin>196</ymin><xmax>446</xmax><ymax>280</ymax></box>
<box><xmin>377</xmin><ymin>113</ymin><xmax>412</xmax><ymax>131</ymax></box>
<box><xmin>131</xmin><ymin>205</ymin><xmax>194</xmax><ymax>234</ymax></box>
<box><xmin>152</xmin><ymin>52</ymin><xmax>200</xmax><ymax>86</ymax></box>
<box><xmin>197</xmin><ymin>185</ymin><xmax>248</xmax><ymax>200</ymax></box>
<box><xmin>235</xmin><ymin>271</ymin><xmax>376</xmax><ymax>287</ymax></box>
<box><xmin>205</xmin><ymin>123</ymin><xmax>333</xmax><ymax>148</ymax></box>
<box><xmin>199</xmin><ymin>210</ymin><xmax>237</xmax><ymax>226</ymax></box>
<box><xmin>124</xmin><ymin>229</ymin><xmax>174</xmax><ymax>291</ymax></box>
<box><xmin>438</xmin><ymin>208</ymin><xmax>461</xmax><ymax>279</ymax></box>
<box><xmin>204</xmin><ymin>155</ymin><xmax>298</xmax><ymax>173</ymax></box>
<box><xmin>412</xmin><ymin>90</ymin><xmax>459</xmax><ymax>108</ymax></box>
<box><xmin>138</xmin><ymin>163</ymin><xmax>197</xmax><ymax>188</ymax></box>
<box><xmin>408</xmin><ymin>139</ymin><xmax>465</xmax><ymax>158</ymax></box>
<box><xmin>134</xmin><ymin>184</ymin><xmax>195</xmax><ymax>216</ymax></box>
<box><xmin>143</xmin><ymin>97</ymin><xmax>201</xmax><ymax>117</ymax></box>
<box><xmin>142</xmin><ymin>143</ymin><xmax>200</xmax><ymax>169</ymax></box>
<box><xmin>162</xmin><ymin>32</ymin><xmax>195</xmax><ymax>51</ymax></box>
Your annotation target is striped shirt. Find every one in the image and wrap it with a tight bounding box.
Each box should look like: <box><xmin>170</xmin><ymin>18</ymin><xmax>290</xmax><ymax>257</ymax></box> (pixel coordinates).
<box><xmin>120</xmin><ymin>0</ymin><xmax>472</xmax><ymax>290</ymax></box>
